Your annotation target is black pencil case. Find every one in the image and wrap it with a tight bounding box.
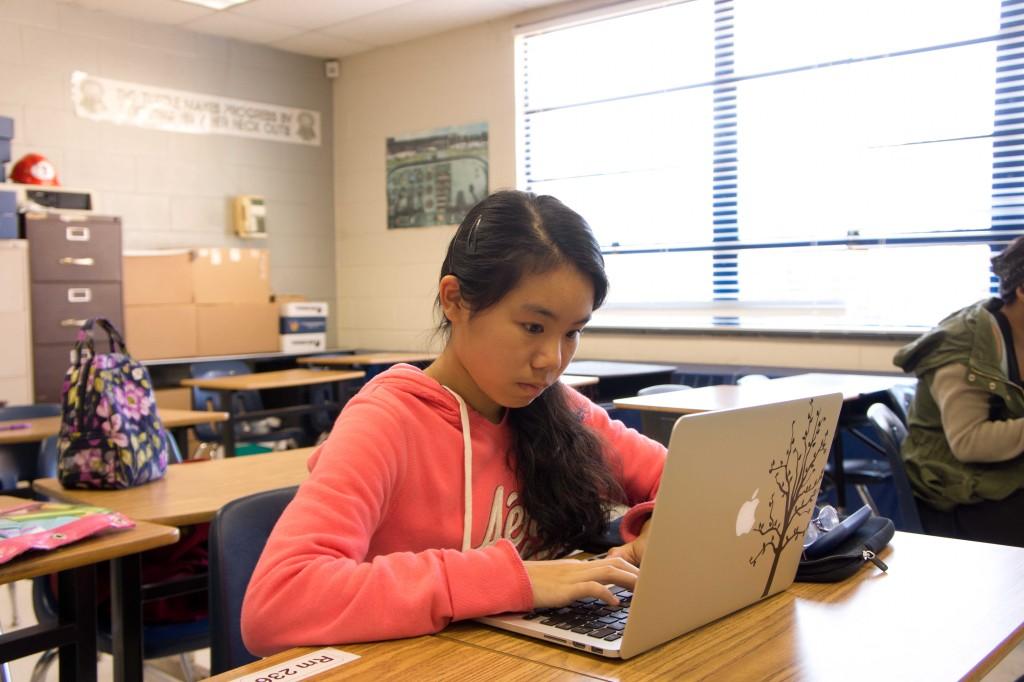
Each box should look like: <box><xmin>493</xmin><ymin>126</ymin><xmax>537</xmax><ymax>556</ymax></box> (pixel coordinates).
<box><xmin>796</xmin><ymin>515</ymin><xmax>895</xmax><ymax>583</ymax></box>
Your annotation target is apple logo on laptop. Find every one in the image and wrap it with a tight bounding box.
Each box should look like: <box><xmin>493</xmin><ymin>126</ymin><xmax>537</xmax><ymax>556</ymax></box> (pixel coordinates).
<box><xmin>735</xmin><ymin>489</ymin><xmax>759</xmax><ymax>536</ymax></box>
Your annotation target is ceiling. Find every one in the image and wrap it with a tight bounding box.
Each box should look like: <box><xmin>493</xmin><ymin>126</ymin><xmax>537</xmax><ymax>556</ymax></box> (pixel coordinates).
<box><xmin>58</xmin><ymin>0</ymin><xmax>567</xmax><ymax>60</ymax></box>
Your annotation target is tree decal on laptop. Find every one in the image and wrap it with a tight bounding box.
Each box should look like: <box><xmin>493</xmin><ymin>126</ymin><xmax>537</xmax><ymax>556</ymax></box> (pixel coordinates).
<box><xmin>748</xmin><ymin>399</ymin><xmax>830</xmax><ymax>597</ymax></box>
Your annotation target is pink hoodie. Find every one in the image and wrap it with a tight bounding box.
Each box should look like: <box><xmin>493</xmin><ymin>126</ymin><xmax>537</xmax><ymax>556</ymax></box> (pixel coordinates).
<box><xmin>241</xmin><ymin>364</ymin><xmax>665</xmax><ymax>654</ymax></box>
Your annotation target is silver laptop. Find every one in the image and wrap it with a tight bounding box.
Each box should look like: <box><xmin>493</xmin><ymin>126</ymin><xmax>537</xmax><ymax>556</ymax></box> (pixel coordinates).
<box><xmin>477</xmin><ymin>393</ymin><xmax>843</xmax><ymax>659</ymax></box>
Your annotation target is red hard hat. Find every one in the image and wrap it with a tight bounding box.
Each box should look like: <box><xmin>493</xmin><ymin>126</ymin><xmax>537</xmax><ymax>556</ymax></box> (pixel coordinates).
<box><xmin>10</xmin><ymin>153</ymin><xmax>60</xmax><ymax>186</ymax></box>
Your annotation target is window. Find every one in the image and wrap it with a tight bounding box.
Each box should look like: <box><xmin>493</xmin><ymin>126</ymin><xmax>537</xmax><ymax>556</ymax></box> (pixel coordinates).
<box><xmin>515</xmin><ymin>0</ymin><xmax>1020</xmax><ymax>332</ymax></box>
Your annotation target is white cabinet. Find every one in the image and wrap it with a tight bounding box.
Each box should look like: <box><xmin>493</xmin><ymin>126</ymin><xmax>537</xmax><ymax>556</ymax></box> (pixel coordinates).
<box><xmin>0</xmin><ymin>240</ymin><xmax>33</xmax><ymax>405</ymax></box>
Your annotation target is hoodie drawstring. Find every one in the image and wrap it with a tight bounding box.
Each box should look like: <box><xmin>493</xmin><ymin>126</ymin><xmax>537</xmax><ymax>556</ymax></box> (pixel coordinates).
<box><xmin>442</xmin><ymin>387</ymin><xmax>474</xmax><ymax>552</ymax></box>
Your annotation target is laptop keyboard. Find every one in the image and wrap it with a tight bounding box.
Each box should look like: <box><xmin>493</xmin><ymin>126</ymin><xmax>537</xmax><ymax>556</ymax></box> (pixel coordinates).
<box><xmin>523</xmin><ymin>585</ymin><xmax>632</xmax><ymax>642</ymax></box>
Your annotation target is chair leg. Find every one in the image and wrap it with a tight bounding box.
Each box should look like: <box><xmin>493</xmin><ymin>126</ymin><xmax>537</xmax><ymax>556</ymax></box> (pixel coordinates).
<box><xmin>854</xmin><ymin>484</ymin><xmax>881</xmax><ymax>515</ymax></box>
<box><xmin>30</xmin><ymin>649</ymin><xmax>58</xmax><ymax>682</ymax></box>
<box><xmin>7</xmin><ymin>583</ymin><xmax>16</xmax><ymax>628</ymax></box>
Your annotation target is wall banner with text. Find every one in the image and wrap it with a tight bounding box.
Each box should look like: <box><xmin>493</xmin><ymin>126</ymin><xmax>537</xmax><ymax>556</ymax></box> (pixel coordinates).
<box><xmin>71</xmin><ymin>71</ymin><xmax>321</xmax><ymax>146</ymax></box>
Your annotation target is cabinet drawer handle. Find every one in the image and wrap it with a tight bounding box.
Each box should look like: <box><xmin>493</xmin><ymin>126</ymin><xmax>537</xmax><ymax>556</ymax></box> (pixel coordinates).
<box><xmin>65</xmin><ymin>226</ymin><xmax>91</xmax><ymax>241</ymax></box>
<box><xmin>58</xmin><ymin>257</ymin><xmax>95</xmax><ymax>266</ymax></box>
<box><xmin>67</xmin><ymin>288</ymin><xmax>92</xmax><ymax>303</ymax></box>
<box><xmin>60</xmin><ymin>318</ymin><xmax>88</xmax><ymax>327</ymax></box>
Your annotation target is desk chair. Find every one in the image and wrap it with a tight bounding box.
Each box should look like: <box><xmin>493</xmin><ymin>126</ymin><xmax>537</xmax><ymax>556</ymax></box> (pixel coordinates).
<box><xmin>0</xmin><ymin>404</ymin><xmax>61</xmax><ymax>493</ymax></box>
<box><xmin>636</xmin><ymin>384</ymin><xmax>691</xmax><ymax>446</ymax></box>
<box><xmin>887</xmin><ymin>383</ymin><xmax>917</xmax><ymax>425</ymax></box>
<box><xmin>31</xmin><ymin>434</ymin><xmax>210</xmax><ymax>682</ymax></box>
<box><xmin>864</xmin><ymin>403</ymin><xmax>923</xmax><ymax>532</ymax></box>
<box><xmin>189</xmin><ymin>361</ymin><xmax>304</xmax><ymax>457</ymax></box>
<box><xmin>209</xmin><ymin>486</ymin><xmax>298</xmax><ymax>674</ymax></box>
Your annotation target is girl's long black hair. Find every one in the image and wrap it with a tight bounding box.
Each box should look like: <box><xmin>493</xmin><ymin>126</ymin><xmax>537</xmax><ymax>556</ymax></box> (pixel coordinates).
<box><xmin>436</xmin><ymin>190</ymin><xmax>625</xmax><ymax>556</ymax></box>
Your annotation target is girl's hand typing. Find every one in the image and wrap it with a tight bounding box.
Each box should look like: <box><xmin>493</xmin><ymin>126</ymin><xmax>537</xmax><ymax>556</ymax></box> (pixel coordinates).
<box><xmin>523</xmin><ymin>556</ymin><xmax>639</xmax><ymax>609</ymax></box>
<box><xmin>606</xmin><ymin>517</ymin><xmax>652</xmax><ymax>566</ymax></box>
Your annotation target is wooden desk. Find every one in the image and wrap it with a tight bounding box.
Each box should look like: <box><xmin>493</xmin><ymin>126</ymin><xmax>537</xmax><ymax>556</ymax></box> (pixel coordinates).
<box><xmin>34</xmin><ymin>451</ymin><xmax>311</xmax><ymax>680</ymax></box>
<box><xmin>180</xmin><ymin>369</ymin><xmax>364</xmax><ymax>457</ymax></box>
<box><xmin>439</xmin><ymin>532</ymin><xmax>1024</xmax><ymax>680</ymax></box>
<box><xmin>612</xmin><ymin>373</ymin><xmax>914</xmax><ymax>414</ymax></box>
<box><xmin>0</xmin><ymin>495</ymin><xmax>179</xmax><ymax>682</ymax></box>
<box><xmin>561</xmin><ymin>375</ymin><xmax>599</xmax><ymax>389</ymax></box>
<box><xmin>0</xmin><ymin>408</ymin><xmax>229</xmax><ymax>447</ymax></box>
<box><xmin>565</xmin><ymin>361</ymin><xmax>677</xmax><ymax>403</ymax></box>
<box><xmin>297</xmin><ymin>352</ymin><xmax>437</xmax><ymax>367</ymax></box>
<box><xmin>613</xmin><ymin>373</ymin><xmax>916</xmax><ymax>509</ymax></box>
<box><xmin>34</xmin><ymin>447</ymin><xmax>313</xmax><ymax>526</ymax></box>
<box><xmin>565</xmin><ymin>361</ymin><xmax>677</xmax><ymax>379</ymax></box>
<box><xmin>205</xmin><ymin>639</ymin><xmax>596</xmax><ymax>681</ymax></box>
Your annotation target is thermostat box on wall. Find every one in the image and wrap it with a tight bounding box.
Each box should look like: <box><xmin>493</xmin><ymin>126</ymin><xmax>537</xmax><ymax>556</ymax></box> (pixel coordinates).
<box><xmin>280</xmin><ymin>332</ymin><xmax>327</xmax><ymax>353</ymax></box>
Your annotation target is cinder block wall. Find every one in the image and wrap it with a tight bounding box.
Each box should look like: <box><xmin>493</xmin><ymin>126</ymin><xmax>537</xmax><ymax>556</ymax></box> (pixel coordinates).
<box><xmin>0</xmin><ymin>0</ymin><xmax>336</xmax><ymax>344</ymax></box>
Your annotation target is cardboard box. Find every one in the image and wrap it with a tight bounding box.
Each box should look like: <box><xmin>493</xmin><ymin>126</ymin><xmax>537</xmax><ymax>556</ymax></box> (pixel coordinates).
<box><xmin>192</xmin><ymin>248</ymin><xmax>270</xmax><ymax>304</ymax></box>
<box><xmin>124</xmin><ymin>304</ymin><xmax>198</xmax><ymax>360</ymax></box>
<box><xmin>196</xmin><ymin>303</ymin><xmax>278</xmax><ymax>355</ymax></box>
<box><xmin>279</xmin><ymin>317</ymin><xmax>326</xmax><ymax>334</ymax></box>
<box><xmin>280</xmin><ymin>301</ymin><xmax>328</xmax><ymax>318</ymax></box>
<box><xmin>0</xmin><ymin>213</ymin><xmax>15</xmax><ymax>239</ymax></box>
<box><xmin>0</xmin><ymin>191</ymin><xmax>14</xmax><ymax>213</ymax></box>
<box><xmin>280</xmin><ymin>332</ymin><xmax>327</xmax><ymax>353</ymax></box>
<box><xmin>123</xmin><ymin>250</ymin><xmax>193</xmax><ymax>305</ymax></box>
<box><xmin>154</xmin><ymin>386</ymin><xmax>192</xmax><ymax>410</ymax></box>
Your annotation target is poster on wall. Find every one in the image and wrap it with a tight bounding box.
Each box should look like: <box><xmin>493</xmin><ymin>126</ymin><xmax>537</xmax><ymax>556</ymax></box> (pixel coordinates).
<box><xmin>386</xmin><ymin>122</ymin><xmax>488</xmax><ymax>229</ymax></box>
<box><xmin>70</xmin><ymin>71</ymin><xmax>321</xmax><ymax>146</ymax></box>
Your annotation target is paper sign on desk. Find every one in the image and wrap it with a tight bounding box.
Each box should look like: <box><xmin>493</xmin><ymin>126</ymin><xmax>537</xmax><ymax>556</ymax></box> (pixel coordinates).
<box><xmin>233</xmin><ymin>648</ymin><xmax>360</xmax><ymax>681</ymax></box>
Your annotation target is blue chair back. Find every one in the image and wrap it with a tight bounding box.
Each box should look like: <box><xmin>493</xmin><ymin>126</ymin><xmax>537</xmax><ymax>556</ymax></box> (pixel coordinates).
<box><xmin>209</xmin><ymin>486</ymin><xmax>298</xmax><ymax>674</ymax></box>
<box><xmin>636</xmin><ymin>384</ymin><xmax>690</xmax><ymax>446</ymax></box>
<box><xmin>189</xmin><ymin>361</ymin><xmax>255</xmax><ymax>441</ymax></box>
<box><xmin>866</xmin><ymin>403</ymin><xmax>923</xmax><ymax>532</ymax></box>
<box><xmin>0</xmin><ymin>403</ymin><xmax>61</xmax><ymax>491</ymax></box>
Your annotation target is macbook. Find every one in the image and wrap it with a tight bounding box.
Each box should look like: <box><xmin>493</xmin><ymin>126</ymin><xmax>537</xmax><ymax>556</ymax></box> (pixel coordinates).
<box><xmin>477</xmin><ymin>393</ymin><xmax>843</xmax><ymax>659</ymax></box>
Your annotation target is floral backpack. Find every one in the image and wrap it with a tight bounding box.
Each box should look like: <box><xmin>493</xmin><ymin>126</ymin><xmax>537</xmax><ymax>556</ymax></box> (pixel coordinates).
<box><xmin>58</xmin><ymin>318</ymin><xmax>169</xmax><ymax>489</ymax></box>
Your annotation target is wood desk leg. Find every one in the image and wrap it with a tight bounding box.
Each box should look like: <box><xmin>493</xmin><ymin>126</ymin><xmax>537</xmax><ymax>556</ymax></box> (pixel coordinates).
<box><xmin>58</xmin><ymin>565</ymin><xmax>98</xmax><ymax>682</ymax></box>
<box><xmin>111</xmin><ymin>555</ymin><xmax>143</xmax><ymax>682</ymax></box>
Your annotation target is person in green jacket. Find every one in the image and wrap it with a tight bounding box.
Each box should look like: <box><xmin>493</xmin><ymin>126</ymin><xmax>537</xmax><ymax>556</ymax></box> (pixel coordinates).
<box><xmin>893</xmin><ymin>237</ymin><xmax>1024</xmax><ymax>547</ymax></box>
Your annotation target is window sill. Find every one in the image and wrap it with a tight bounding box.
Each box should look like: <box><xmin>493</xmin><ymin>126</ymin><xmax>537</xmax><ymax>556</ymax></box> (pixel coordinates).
<box><xmin>588</xmin><ymin>307</ymin><xmax>925</xmax><ymax>342</ymax></box>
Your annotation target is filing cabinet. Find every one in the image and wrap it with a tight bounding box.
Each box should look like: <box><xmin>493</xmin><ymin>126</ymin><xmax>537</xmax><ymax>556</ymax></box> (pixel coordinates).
<box><xmin>24</xmin><ymin>211</ymin><xmax>123</xmax><ymax>403</ymax></box>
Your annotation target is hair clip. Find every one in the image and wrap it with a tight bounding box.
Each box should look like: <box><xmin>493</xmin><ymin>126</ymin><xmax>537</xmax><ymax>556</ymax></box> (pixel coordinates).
<box><xmin>466</xmin><ymin>214</ymin><xmax>483</xmax><ymax>254</ymax></box>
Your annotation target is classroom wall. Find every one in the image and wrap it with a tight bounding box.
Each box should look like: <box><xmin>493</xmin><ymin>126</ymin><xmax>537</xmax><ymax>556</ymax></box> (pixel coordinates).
<box><xmin>332</xmin><ymin>0</ymin><xmax>907</xmax><ymax>372</ymax></box>
<box><xmin>0</xmin><ymin>0</ymin><xmax>336</xmax><ymax>343</ymax></box>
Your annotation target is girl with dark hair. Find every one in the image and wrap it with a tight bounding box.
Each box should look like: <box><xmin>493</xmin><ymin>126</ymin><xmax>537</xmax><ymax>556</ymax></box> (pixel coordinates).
<box><xmin>894</xmin><ymin>235</ymin><xmax>1024</xmax><ymax>547</ymax></box>
<box><xmin>242</xmin><ymin>191</ymin><xmax>666</xmax><ymax>653</ymax></box>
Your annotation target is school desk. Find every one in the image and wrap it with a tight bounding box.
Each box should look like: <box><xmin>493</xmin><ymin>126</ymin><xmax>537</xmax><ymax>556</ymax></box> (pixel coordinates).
<box><xmin>0</xmin><ymin>409</ymin><xmax>229</xmax><ymax>458</ymax></box>
<box><xmin>207</xmin><ymin>532</ymin><xmax>1024</xmax><ymax>680</ymax></box>
<box><xmin>564</xmin><ymin>361</ymin><xmax>677</xmax><ymax>403</ymax></box>
<box><xmin>612</xmin><ymin>372</ymin><xmax>916</xmax><ymax>508</ymax></box>
<box><xmin>0</xmin><ymin>495</ymin><xmax>179</xmax><ymax>682</ymax></box>
<box><xmin>560</xmin><ymin>374</ymin><xmax>599</xmax><ymax>388</ymax></box>
<box><xmin>204</xmin><ymin>638</ymin><xmax>596</xmax><ymax>681</ymax></box>
<box><xmin>437</xmin><ymin>532</ymin><xmax>1024</xmax><ymax>680</ymax></box>
<box><xmin>33</xmin><ymin>447</ymin><xmax>313</xmax><ymax>527</ymax></box>
<box><xmin>296</xmin><ymin>352</ymin><xmax>438</xmax><ymax>368</ymax></box>
<box><xmin>180</xmin><ymin>369</ymin><xmax>364</xmax><ymax>457</ymax></box>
